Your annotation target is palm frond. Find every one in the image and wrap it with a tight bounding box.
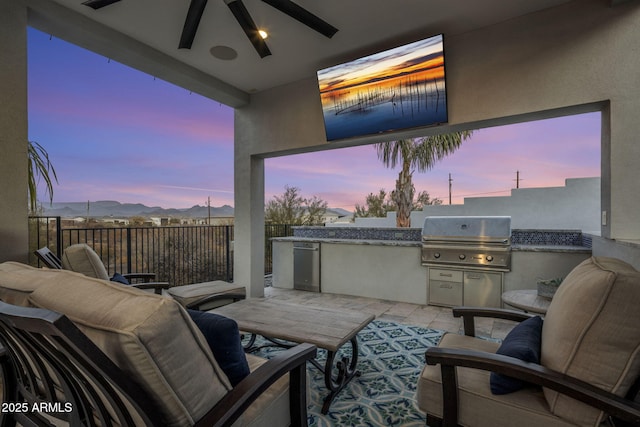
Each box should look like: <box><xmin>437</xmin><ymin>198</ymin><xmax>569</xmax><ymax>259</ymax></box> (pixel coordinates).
<box><xmin>28</xmin><ymin>140</ymin><xmax>58</xmax><ymax>212</ymax></box>
<box><xmin>375</xmin><ymin>139</ymin><xmax>414</xmax><ymax>169</ymax></box>
<box><xmin>413</xmin><ymin>131</ymin><xmax>473</xmax><ymax>172</ymax></box>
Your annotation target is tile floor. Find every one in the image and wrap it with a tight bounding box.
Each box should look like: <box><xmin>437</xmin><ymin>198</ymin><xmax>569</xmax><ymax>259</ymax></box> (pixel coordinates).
<box><xmin>263</xmin><ymin>285</ymin><xmax>517</xmax><ymax>341</ymax></box>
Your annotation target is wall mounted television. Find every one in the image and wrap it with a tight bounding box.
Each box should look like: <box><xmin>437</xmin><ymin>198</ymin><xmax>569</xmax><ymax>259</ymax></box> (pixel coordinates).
<box><xmin>317</xmin><ymin>33</ymin><xmax>447</xmax><ymax>141</ymax></box>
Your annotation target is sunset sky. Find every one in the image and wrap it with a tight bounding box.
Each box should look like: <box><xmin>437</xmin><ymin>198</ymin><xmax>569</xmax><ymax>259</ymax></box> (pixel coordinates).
<box><xmin>27</xmin><ymin>28</ymin><xmax>601</xmax><ymax>211</ymax></box>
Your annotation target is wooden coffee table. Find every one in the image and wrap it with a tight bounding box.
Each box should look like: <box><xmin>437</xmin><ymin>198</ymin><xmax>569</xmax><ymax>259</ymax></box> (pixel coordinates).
<box><xmin>211</xmin><ymin>298</ymin><xmax>375</xmax><ymax>413</ymax></box>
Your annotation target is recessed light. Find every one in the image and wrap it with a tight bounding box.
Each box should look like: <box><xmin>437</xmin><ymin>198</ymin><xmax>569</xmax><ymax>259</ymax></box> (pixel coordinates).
<box><xmin>209</xmin><ymin>45</ymin><xmax>238</xmax><ymax>60</ymax></box>
<box><xmin>258</xmin><ymin>30</ymin><xmax>268</xmax><ymax>39</ymax></box>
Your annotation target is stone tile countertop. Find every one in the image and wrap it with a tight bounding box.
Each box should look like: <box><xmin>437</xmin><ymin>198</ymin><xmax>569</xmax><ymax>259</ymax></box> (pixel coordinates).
<box><xmin>270</xmin><ymin>236</ymin><xmax>421</xmax><ymax>247</ymax></box>
<box><xmin>271</xmin><ymin>237</ymin><xmax>591</xmax><ymax>252</ymax></box>
<box><xmin>511</xmin><ymin>244</ymin><xmax>591</xmax><ymax>253</ymax></box>
<box><xmin>271</xmin><ymin>227</ymin><xmax>593</xmax><ymax>253</ymax></box>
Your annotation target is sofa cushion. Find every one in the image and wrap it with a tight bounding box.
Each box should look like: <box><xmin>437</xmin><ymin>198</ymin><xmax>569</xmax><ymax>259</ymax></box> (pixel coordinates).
<box><xmin>28</xmin><ymin>269</ymin><xmax>232</xmax><ymax>427</ymax></box>
<box><xmin>490</xmin><ymin>316</ymin><xmax>543</xmax><ymax>394</ymax></box>
<box><xmin>187</xmin><ymin>309</ymin><xmax>250</xmax><ymax>386</ymax></box>
<box><xmin>61</xmin><ymin>243</ymin><xmax>110</xmax><ymax>280</ymax></box>
<box><xmin>0</xmin><ymin>261</ymin><xmax>73</xmax><ymax>307</ymax></box>
<box><xmin>541</xmin><ymin>257</ymin><xmax>640</xmax><ymax>426</ymax></box>
<box><xmin>235</xmin><ymin>354</ymin><xmax>292</xmax><ymax>427</ymax></box>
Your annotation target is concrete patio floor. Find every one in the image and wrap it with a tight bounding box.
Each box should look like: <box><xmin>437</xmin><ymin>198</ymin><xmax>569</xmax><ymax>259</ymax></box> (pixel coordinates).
<box><xmin>263</xmin><ymin>285</ymin><xmax>517</xmax><ymax>341</ymax></box>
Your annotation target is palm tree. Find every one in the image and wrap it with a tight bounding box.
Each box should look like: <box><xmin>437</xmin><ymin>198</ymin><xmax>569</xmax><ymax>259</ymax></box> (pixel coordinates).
<box><xmin>375</xmin><ymin>131</ymin><xmax>473</xmax><ymax>227</ymax></box>
<box><xmin>28</xmin><ymin>140</ymin><xmax>58</xmax><ymax>214</ymax></box>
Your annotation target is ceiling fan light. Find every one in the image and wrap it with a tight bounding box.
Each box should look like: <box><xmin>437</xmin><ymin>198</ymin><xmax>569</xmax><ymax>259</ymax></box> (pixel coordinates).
<box><xmin>225</xmin><ymin>0</ymin><xmax>272</xmax><ymax>58</ymax></box>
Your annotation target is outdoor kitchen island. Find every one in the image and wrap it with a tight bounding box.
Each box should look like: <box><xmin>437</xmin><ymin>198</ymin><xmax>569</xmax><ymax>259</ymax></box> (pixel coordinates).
<box><xmin>271</xmin><ymin>225</ymin><xmax>592</xmax><ymax>308</ymax></box>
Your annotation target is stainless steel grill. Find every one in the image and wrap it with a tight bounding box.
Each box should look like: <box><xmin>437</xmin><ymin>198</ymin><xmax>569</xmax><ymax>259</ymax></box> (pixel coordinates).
<box><xmin>421</xmin><ymin>216</ymin><xmax>512</xmax><ymax>271</ymax></box>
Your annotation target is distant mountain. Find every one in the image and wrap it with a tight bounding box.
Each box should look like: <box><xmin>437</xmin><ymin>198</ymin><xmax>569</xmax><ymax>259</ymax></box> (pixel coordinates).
<box><xmin>41</xmin><ymin>201</ymin><xmax>351</xmax><ymax>220</ymax></box>
<box><xmin>42</xmin><ymin>201</ymin><xmax>235</xmax><ymax>219</ymax></box>
<box><xmin>329</xmin><ymin>208</ymin><xmax>353</xmax><ymax>217</ymax></box>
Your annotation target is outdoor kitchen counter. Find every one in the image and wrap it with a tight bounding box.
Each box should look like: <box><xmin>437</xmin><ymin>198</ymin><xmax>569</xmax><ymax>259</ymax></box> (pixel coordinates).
<box><xmin>271</xmin><ymin>237</ymin><xmax>592</xmax><ymax>305</ymax></box>
<box><xmin>272</xmin><ymin>237</ymin><xmax>426</xmax><ymax>304</ymax></box>
<box><xmin>512</xmin><ymin>244</ymin><xmax>592</xmax><ymax>253</ymax></box>
<box><xmin>272</xmin><ymin>237</ymin><xmax>591</xmax><ymax>252</ymax></box>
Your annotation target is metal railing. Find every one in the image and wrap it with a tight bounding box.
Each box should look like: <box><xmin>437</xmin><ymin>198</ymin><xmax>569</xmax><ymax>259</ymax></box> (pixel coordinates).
<box><xmin>28</xmin><ymin>217</ymin><xmax>295</xmax><ymax>286</ymax></box>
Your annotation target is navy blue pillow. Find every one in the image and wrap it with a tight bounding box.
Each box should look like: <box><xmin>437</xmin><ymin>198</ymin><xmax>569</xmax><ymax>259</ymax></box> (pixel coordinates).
<box><xmin>187</xmin><ymin>309</ymin><xmax>250</xmax><ymax>387</ymax></box>
<box><xmin>490</xmin><ymin>315</ymin><xmax>543</xmax><ymax>395</ymax></box>
<box><xmin>110</xmin><ymin>272</ymin><xmax>130</xmax><ymax>285</ymax></box>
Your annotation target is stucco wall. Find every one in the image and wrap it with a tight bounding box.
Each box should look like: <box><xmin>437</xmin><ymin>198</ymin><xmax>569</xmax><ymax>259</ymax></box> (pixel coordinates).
<box><xmin>235</xmin><ymin>0</ymin><xmax>640</xmax><ymax>295</ymax></box>
<box><xmin>346</xmin><ymin>177</ymin><xmax>601</xmax><ymax>233</ymax></box>
<box><xmin>0</xmin><ymin>1</ymin><xmax>29</xmax><ymax>263</ymax></box>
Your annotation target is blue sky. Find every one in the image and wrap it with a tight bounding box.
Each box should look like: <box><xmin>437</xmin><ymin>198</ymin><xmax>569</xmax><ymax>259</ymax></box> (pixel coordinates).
<box><xmin>28</xmin><ymin>28</ymin><xmax>600</xmax><ymax>210</ymax></box>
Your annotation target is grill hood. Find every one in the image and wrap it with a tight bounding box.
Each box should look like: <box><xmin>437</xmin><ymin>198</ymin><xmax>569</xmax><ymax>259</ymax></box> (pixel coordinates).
<box><xmin>422</xmin><ymin>216</ymin><xmax>511</xmax><ymax>244</ymax></box>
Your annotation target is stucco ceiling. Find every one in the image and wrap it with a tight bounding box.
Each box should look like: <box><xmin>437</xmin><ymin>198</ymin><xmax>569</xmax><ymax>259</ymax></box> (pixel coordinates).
<box><xmin>30</xmin><ymin>0</ymin><xmax>573</xmax><ymax>106</ymax></box>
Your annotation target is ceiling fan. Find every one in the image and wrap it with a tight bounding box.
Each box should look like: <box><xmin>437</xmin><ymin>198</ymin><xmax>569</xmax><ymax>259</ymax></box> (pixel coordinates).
<box><xmin>82</xmin><ymin>0</ymin><xmax>338</xmax><ymax>58</ymax></box>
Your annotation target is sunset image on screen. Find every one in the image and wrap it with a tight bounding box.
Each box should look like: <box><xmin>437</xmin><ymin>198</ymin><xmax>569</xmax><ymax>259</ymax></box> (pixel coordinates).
<box><xmin>317</xmin><ymin>34</ymin><xmax>447</xmax><ymax>141</ymax></box>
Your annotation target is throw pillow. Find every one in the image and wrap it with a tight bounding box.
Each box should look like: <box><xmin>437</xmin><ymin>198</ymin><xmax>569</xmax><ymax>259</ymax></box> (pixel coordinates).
<box><xmin>490</xmin><ymin>315</ymin><xmax>543</xmax><ymax>395</ymax></box>
<box><xmin>187</xmin><ymin>309</ymin><xmax>250</xmax><ymax>387</ymax></box>
<box><xmin>110</xmin><ymin>272</ymin><xmax>130</xmax><ymax>285</ymax></box>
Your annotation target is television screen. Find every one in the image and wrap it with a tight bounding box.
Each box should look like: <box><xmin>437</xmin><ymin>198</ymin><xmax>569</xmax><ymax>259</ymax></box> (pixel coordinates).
<box><xmin>317</xmin><ymin>34</ymin><xmax>447</xmax><ymax>141</ymax></box>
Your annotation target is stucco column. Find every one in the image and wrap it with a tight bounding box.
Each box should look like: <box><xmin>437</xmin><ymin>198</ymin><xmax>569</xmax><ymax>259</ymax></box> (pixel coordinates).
<box><xmin>233</xmin><ymin>139</ymin><xmax>265</xmax><ymax>298</ymax></box>
<box><xmin>606</xmin><ymin>99</ymin><xmax>640</xmax><ymax>240</ymax></box>
<box><xmin>0</xmin><ymin>0</ymin><xmax>29</xmax><ymax>263</ymax></box>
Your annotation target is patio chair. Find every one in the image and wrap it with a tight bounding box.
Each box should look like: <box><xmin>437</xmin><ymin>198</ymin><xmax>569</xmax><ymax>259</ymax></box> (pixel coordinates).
<box><xmin>36</xmin><ymin>245</ymin><xmax>169</xmax><ymax>295</ymax></box>
<box><xmin>418</xmin><ymin>256</ymin><xmax>640</xmax><ymax>427</ymax></box>
<box><xmin>0</xmin><ymin>265</ymin><xmax>316</xmax><ymax>427</ymax></box>
<box><xmin>59</xmin><ymin>244</ymin><xmax>246</xmax><ymax>310</ymax></box>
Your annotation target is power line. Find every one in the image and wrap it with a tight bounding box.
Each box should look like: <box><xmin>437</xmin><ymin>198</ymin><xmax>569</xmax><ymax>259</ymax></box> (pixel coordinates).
<box><xmin>434</xmin><ymin>189</ymin><xmax>512</xmax><ymax>201</ymax></box>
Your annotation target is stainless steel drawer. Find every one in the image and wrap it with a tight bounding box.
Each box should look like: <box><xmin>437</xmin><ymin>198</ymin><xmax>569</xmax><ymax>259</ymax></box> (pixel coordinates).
<box><xmin>429</xmin><ymin>268</ymin><xmax>463</xmax><ymax>283</ymax></box>
<box><xmin>429</xmin><ymin>280</ymin><xmax>463</xmax><ymax>307</ymax></box>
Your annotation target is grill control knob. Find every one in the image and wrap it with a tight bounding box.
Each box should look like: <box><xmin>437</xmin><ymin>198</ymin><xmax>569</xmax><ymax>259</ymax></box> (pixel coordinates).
<box><xmin>434</xmin><ymin>252</ymin><xmax>441</xmax><ymax>259</ymax></box>
<box><xmin>459</xmin><ymin>254</ymin><xmax>466</xmax><ymax>260</ymax></box>
<box><xmin>486</xmin><ymin>255</ymin><xmax>494</xmax><ymax>262</ymax></box>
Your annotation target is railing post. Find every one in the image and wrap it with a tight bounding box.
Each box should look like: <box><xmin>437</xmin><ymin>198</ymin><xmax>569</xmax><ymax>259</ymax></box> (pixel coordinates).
<box><xmin>225</xmin><ymin>225</ymin><xmax>231</xmax><ymax>282</ymax></box>
<box><xmin>126</xmin><ymin>227</ymin><xmax>132</xmax><ymax>274</ymax></box>
<box><xmin>55</xmin><ymin>216</ymin><xmax>62</xmax><ymax>257</ymax></box>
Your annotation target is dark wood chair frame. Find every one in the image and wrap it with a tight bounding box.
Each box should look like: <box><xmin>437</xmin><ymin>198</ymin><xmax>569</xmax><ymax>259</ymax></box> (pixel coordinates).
<box><xmin>34</xmin><ymin>246</ymin><xmax>63</xmax><ymax>270</ymax></box>
<box><xmin>425</xmin><ymin>307</ymin><xmax>640</xmax><ymax>427</ymax></box>
<box><xmin>0</xmin><ymin>300</ymin><xmax>316</xmax><ymax>427</ymax></box>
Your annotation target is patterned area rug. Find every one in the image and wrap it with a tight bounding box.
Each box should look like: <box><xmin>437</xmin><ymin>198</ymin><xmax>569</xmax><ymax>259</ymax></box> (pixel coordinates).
<box><xmin>244</xmin><ymin>320</ymin><xmax>444</xmax><ymax>426</ymax></box>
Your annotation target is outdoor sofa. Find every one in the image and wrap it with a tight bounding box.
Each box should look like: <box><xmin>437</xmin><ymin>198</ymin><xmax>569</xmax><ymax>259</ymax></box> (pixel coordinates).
<box><xmin>0</xmin><ymin>261</ymin><xmax>315</xmax><ymax>426</ymax></box>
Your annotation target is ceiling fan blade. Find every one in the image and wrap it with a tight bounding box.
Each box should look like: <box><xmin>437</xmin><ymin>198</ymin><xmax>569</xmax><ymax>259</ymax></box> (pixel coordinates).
<box><xmin>225</xmin><ymin>0</ymin><xmax>272</xmax><ymax>58</ymax></box>
<box><xmin>82</xmin><ymin>0</ymin><xmax>121</xmax><ymax>10</ymax></box>
<box><xmin>179</xmin><ymin>0</ymin><xmax>209</xmax><ymax>49</ymax></box>
<box><xmin>261</xmin><ymin>0</ymin><xmax>338</xmax><ymax>38</ymax></box>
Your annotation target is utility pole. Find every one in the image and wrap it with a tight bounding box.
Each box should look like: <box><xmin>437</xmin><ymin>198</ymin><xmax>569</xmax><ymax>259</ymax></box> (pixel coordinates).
<box><xmin>448</xmin><ymin>173</ymin><xmax>453</xmax><ymax>205</ymax></box>
<box><xmin>86</xmin><ymin>200</ymin><xmax>90</xmax><ymax>224</ymax></box>
<box><xmin>207</xmin><ymin>196</ymin><xmax>211</xmax><ymax>225</ymax></box>
<box><xmin>514</xmin><ymin>171</ymin><xmax>523</xmax><ymax>189</ymax></box>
